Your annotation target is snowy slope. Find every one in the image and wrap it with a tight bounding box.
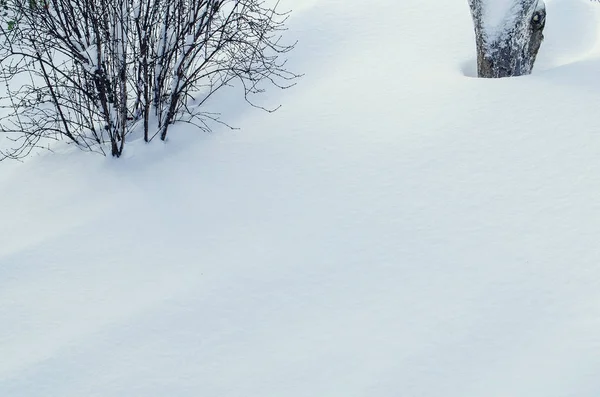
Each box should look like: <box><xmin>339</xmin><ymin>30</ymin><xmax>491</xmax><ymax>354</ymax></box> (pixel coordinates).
<box><xmin>2</xmin><ymin>0</ymin><xmax>600</xmax><ymax>396</ymax></box>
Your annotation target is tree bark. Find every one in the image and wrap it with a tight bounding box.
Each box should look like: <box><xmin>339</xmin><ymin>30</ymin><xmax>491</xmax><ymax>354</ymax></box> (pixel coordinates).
<box><xmin>469</xmin><ymin>0</ymin><xmax>546</xmax><ymax>78</ymax></box>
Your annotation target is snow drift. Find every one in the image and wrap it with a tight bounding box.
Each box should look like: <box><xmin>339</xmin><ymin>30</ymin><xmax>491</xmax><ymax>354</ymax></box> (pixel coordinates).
<box><xmin>1</xmin><ymin>0</ymin><xmax>600</xmax><ymax>396</ymax></box>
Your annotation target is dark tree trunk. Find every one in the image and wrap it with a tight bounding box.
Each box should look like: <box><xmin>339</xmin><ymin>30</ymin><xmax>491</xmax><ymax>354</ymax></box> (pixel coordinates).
<box><xmin>469</xmin><ymin>0</ymin><xmax>546</xmax><ymax>78</ymax></box>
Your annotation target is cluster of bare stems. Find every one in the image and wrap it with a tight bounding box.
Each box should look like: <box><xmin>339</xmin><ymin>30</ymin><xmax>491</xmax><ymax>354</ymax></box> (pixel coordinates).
<box><xmin>0</xmin><ymin>0</ymin><xmax>299</xmax><ymax>159</ymax></box>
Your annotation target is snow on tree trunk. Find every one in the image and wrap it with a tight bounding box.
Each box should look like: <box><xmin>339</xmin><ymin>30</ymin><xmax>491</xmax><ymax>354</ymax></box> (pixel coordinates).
<box><xmin>469</xmin><ymin>0</ymin><xmax>546</xmax><ymax>78</ymax></box>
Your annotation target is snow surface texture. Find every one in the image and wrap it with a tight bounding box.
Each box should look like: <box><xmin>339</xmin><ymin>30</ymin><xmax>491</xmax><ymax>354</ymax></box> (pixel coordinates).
<box><xmin>2</xmin><ymin>0</ymin><xmax>600</xmax><ymax>396</ymax></box>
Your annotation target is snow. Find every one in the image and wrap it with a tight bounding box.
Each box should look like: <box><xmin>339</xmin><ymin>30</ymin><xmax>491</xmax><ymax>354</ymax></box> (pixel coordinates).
<box><xmin>481</xmin><ymin>0</ymin><xmax>543</xmax><ymax>41</ymax></box>
<box><xmin>483</xmin><ymin>0</ymin><xmax>520</xmax><ymax>35</ymax></box>
<box><xmin>2</xmin><ymin>0</ymin><xmax>600</xmax><ymax>396</ymax></box>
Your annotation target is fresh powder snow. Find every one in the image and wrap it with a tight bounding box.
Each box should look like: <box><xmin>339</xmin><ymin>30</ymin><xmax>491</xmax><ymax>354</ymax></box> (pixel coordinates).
<box><xmin>1</xmin><ymin>0</ymin><xmax>600</xmax><ymax>396</ymax></box>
